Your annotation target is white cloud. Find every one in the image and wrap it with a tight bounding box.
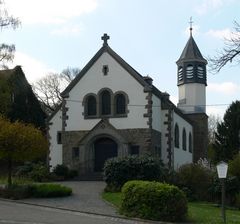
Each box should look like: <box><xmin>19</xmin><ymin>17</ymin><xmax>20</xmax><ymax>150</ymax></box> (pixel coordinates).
<box><xmin>208</xmin><ymin>82</ymin><xmax>240</xmax><ymax>95</ymax></box>
<box><xmin>51</xmin><ymin>24</ymin><xmax>84</xmax><ymax>36</ymax></box>
<box><xmin>207</xmin><ymin>105</ymin><xmax>225</xmax><ymax>118</ymax></box>
<box><xmin>195</xmin><ymin>0</ymin><xmax>225</xmax><ymax>15</ymax></box>
<box><xmin>206</xmin><ymin>28</ymin><xmax>232</xmax><ymax>39</ymax></box>
<box><xmin>8</xmin><ymin>52</ymin><xmax>55</xmax><ymax>83</ymax></box>
<box><xmin>5</xmin><ymin>0</ymin><xmax>98</xmax><ymax>24</ymax></box>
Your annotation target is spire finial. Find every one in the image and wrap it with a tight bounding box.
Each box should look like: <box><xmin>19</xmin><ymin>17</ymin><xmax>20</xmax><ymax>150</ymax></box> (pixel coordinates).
<box><xmin>189</xmin><ymin>17</ymin><xmax>193</xmax><ymax>36</ymax></box>
<box><xmin>101</xmin><ymin>33</ymin><xmax>110</xmax><ymax>46</ymax></box>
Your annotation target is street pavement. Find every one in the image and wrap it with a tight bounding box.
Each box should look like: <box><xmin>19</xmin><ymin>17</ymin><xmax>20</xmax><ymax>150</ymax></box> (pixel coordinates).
<box><xmin>20</xmin><ymin>181</ymin><xmax>118</xmax><ymax>216</ymax></box>
<box><xmin>0</xmin><ymin>200</ymin><xmax>146</xmax><ymax>224</ymax></box>
<box><xmin>0</xmin><ymin>181</ymin><xmax>170</xmax><ymax>224</ymax></box>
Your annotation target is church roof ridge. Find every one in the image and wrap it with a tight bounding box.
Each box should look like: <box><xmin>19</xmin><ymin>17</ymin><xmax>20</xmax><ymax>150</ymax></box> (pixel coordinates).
<box><xmin>61</xmin><ymin>36</ymin><xmax>152</xmax><ymax>98</ymax></box>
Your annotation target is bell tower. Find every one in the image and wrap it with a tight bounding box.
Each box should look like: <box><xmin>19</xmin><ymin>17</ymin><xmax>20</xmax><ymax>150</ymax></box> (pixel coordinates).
<box><xmin>176</xmin><ymin>19</ymin><xmax>207</xmax><ymax>113</ymax></box>
<box><xmin>177</xmin><ymin>19</ymin><xmax>208</xmax><ymax>162</ymax></box>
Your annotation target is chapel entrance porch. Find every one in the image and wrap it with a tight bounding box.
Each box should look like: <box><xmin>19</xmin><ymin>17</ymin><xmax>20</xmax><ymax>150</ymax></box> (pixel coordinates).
<box><xmin>94</xmin><ymin>137</ymin><xmax>118</xmax><ymax>172</ymax></box>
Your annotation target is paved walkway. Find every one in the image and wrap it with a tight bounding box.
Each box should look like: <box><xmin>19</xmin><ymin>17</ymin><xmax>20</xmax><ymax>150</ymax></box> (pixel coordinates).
<box><xmin>21</xmin><ymin>181</ymin><xmax>119</xmax><ymax>217</ymax></box>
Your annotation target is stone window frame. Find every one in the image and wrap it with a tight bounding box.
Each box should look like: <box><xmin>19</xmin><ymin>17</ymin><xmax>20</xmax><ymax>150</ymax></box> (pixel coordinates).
<box><xmin>182</xmin><ymin>128</ymin><xmax>187</xmax><ymax>151</ymax></box>
<box><xmin>98</xmin><ymin>88</ymin><xmax>114</xmax><ymax>117</ymax></box>
<box><xmin>83</xmin><ymin>88</ymin><xmax>129</xmax><ymax>119</ymax></box>
<box><xmin>174</xmin><ymin>123</ymin><xmax>179</xmax><ymax>148</ymax></box>
<box><xmin>82</xmin><ymin>93</ymin><xmax>98</xmax><ymax>119</ymax></box>
<box><xmin>113</xmin><ymin>91</ymin><xmax>129</xmax><ymax>117</ymax></box>
<box><xmin>189</xmin><ymin>132</ymin><xmax>192</xmax><ymax>153</ymax></box>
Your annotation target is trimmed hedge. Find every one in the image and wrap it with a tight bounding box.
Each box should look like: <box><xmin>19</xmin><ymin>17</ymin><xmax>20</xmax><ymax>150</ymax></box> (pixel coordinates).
<box><xmin>103</xmin><ymin>155</ymin><xmax>166</xmax><ymax>191</ymax></box>
<box><xmin>0</xmin><ymin>183</ymin><xmax>72</xmax><ymax>199</ymax></box>
<box><xmin>31</xmin><ymin>183</ymin><xmax>72</xmax><ymax>198</ymax></box>
<box><xmin>120</xmin><ymin>180</ymin><xmax>187</xmax><ymax>222</ymax></box>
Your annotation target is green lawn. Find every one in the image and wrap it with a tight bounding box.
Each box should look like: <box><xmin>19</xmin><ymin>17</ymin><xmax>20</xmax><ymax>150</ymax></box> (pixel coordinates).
<box><xmin>102</xmin><ymin>192</ymin><xmax>240</xmax><ymax>223</ymax></box>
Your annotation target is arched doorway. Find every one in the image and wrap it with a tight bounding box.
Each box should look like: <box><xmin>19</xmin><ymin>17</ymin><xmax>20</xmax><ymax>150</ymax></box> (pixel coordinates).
<box><xmin>94</xmin><ymin>137</ymin><xmax>118</xmax><ymax>172</ymax></box>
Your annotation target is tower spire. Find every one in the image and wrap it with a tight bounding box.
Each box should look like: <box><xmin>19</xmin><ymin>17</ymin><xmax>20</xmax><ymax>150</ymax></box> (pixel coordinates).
<box><xmin>189</xmin><ymin>17</ymin><xmax>193</xmax><ymax>36</ymax></box>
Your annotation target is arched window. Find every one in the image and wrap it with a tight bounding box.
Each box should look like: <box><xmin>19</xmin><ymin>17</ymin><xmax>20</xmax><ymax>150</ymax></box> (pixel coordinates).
<box><xmin>182</xmin><ymin>128</ymin><xmax>186</xmax><ymax>151</ymax></box>
<box><xmin>115</xmin><ymin>94</ymin><xmax>126</xmax><ymax>114</ymax></box>
<box><xmin>101</xmin><ymin>90</ymin><xmax>111</xmax><ymax>115</ymax></box>
<box><xmin>87</xmin><ymin>95</ymin><xmax>96</xmax><ymax>116</ymax></box>
<box><xmin>174</xmin><ymin>124</ymin><xmax>179</xmax><ymax>148</ymax></box>
<box><xmin>189</xmin><ymin>132</ymin><xmax>192</xmax><ymax>153</ymax></box>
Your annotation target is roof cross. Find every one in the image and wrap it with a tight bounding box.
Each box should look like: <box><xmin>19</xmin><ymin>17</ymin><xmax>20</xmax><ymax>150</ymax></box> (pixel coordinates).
<box><xmin>101</xmin><ymin>33</ymin><xmax>110</xmax><ymax>46</ymax></box>
<box><xmin>189</xmin><ymin>17</ymin><xmax>193</xmax><ymax>36</ymax></box>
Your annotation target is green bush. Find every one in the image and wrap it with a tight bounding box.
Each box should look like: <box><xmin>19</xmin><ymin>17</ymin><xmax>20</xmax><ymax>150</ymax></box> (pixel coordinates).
<box><xmin>0</xmin><ymin>184</ymin><xmax>32</xmax><ymax>199</ymax></box>
<box><xmin>31</xmin><ymin>183</ymin><xmax>72</xmax><ymax>198</ymax></box>
<box><xmin>235</xmin><ymin>193</ymin><xmax>240</xmax><ymax>209</ymax></box>
<box><xmin>15</xmin><ymin>162</ymin><xmax>33</xmax><ymax>177</ymax></box>
<box><xmin>15</xmin><ymin>162</ymin><xmax>49</xmax><ymax>182</ymax></box>
<box><xmin>29</xmin><ymin>164</ymin><xmax>49</xmax><ymax>182</ymax></box>
<box><xmin>176</xmin><ymin>163</ymin><xmax>213</xmax><ymax>201</ymax></box>
<box><xmin>103</xmin><ymin>155</ymin><xmax>166</xmax><ymax>192</ymax></box>
<box><xmin>120</xmin><ymin>180</ymin><xmax>187</xmax><ymax>222</ymax></box>
<box><xmin>229</xmin><ymin>154</ymin><xmax>240</xmax><ymax>179</ymax></box>
<box><xmin>52</xmin><ymin>164</ymin><xmax>78</xmax><ymax>180</ymax></box>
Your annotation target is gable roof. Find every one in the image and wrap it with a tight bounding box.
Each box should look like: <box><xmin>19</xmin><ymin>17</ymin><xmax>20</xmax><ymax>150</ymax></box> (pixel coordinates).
<box><xmin>0</xmin><ymin>66</ymin><xmax>30</xmax><ymax>90</ymax></box>
<box><xmin>61</xmin><ymin>44</ymin><xmax>151</xmax><ymax>97</ymax></box>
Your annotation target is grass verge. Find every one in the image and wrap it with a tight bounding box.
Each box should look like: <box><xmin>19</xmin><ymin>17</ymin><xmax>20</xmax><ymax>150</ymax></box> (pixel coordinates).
<box><xmin>102</xmin><ymin>192</ymin><xmax>240</xmax><ymax>223</ymax></box>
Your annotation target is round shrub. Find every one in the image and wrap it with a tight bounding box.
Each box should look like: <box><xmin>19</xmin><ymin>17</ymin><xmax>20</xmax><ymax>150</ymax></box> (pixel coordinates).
<box><xmin>120</xmin><ymin>180</ymin><xmax>187</xmax><ymax>222</ymax></box>
<box><xmin>176</xmin><ymin>163</ymin><xmax>213</xmax><ymax>201</ymax></box>
<box><xmin>103</xmin><ymin>155</ymin><xmax>166</xmax><ymax>191</ymax></box>
<box><xmin>53</xmin><ymin>164</ymin><xmax>69</xmax><ymax>177</ymax></box>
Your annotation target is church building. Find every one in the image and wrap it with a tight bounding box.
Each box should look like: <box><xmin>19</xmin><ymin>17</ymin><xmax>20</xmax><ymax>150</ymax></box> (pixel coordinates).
<box><xmin>48</xmin><ymin>30</ymin><xmax>208</xmax><ymax>175</ymax></box>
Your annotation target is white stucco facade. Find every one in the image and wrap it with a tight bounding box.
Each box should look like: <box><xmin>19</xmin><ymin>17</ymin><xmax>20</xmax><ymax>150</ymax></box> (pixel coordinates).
<box><xmin>173</xmin><ymin>112</ymin><xmax>193</xmax><ymax>169</ymax></box>
<box><xmin>49</xmin><ymin>108</ymin><xmax>63</xmax><ymax>170</ymax></box>
<box><xmin>65</xmin><ymin>52</ymin><xmax>149</xmax><ymax>131</ymax></box>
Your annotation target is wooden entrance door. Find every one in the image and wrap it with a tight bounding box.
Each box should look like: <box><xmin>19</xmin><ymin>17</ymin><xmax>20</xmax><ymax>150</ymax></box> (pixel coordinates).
<box><xmin>94</xmin><ymin>137</ymin><xmax>117</xmax><ymax>172</ymax></box>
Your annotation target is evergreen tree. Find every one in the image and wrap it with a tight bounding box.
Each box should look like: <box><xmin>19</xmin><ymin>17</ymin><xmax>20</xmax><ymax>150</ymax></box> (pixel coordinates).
<box><xmin>213</xmin><ymin>100</ymin><xmax>240</xmax><ymax>162</ymax></box>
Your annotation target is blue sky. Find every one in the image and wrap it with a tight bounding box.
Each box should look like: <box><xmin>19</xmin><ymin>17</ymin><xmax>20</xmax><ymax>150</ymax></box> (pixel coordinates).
<box><xmin>2</xmin><ymin>0</ymin><xmax>240</xmax><ymax>118</ymax></box>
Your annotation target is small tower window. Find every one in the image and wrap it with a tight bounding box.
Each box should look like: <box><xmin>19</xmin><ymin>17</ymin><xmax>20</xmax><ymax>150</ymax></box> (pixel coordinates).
<box><xmin>197</xmin><ymin>65</ymin><xmax>204</xmax><ymax>79</ymax></box>
<box><xmin>178</xmin><ymin>67</ymin><xmax>183</xmax><ymax>81</ymax></box>
<box><xmin>102</xmin><ymin>65</ymin><xmax>109</xmax><ymax>75</ymax></box>
<box><xmin>186</xmin><ymin>65</ymin><xmax>194</xmax><ymax>79</ymax></box>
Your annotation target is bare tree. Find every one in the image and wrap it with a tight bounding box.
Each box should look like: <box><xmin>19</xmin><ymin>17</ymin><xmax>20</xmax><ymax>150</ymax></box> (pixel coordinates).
<box><xmin>0</xmin><ymin>0</ymin><xmax>20</xmax><ymax>68</ymax></box>
<box><xmin>33</xmin><ymin>67</ymin><xmax>80</xmax><ymax>114</ymax></box>
<box><xmin>209</xmin><ymin>21</ymin><xmax>240</xmax><ymax>73</ymax></box>
<box><xmin>208</xmin><ymin>114</ymin><xmax>222</xmax><ymax>144</ymax></box>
